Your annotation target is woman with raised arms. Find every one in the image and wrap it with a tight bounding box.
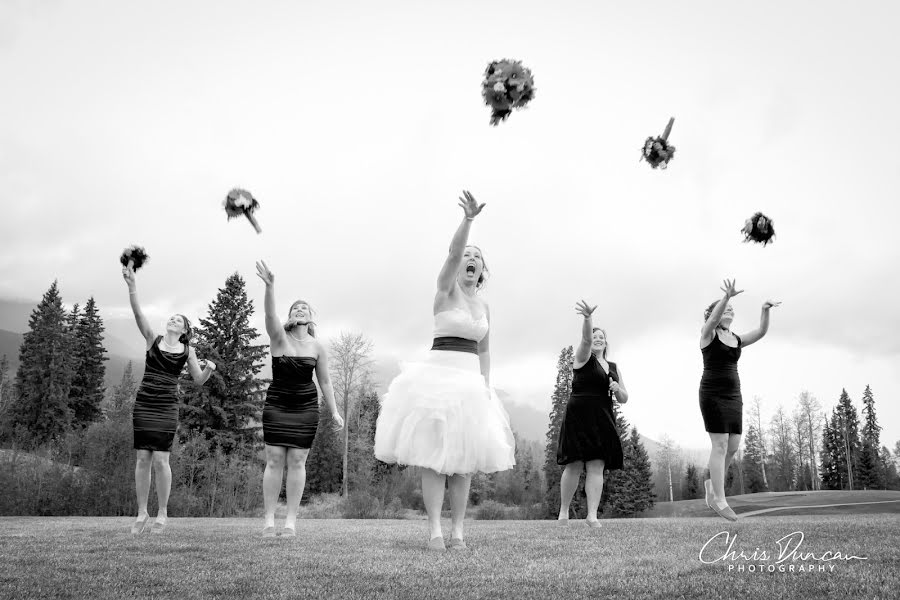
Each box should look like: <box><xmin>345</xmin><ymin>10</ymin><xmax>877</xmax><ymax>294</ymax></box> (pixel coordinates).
<box><xmin>374</xmin><ymin>191</ymin><xmax>515</xmax><ymax>552</ymax></box>
<box><xmin>556</xmin><ymin>301</ymin><xmax>628</xmax><ymax>527</ymax></box>
<box><xmin>123</xmin><ymin>264</ymin><xmax>216</xmax><ymax>535</ymax></box>
<box><xmin>699</xmin><ymin>278</ymin><xmax>779</xmax><ymax>521</ymax></box>
<box><xmin>255</xmin><ymin>261</ymin><xmax>344</xmax><ymax>538</ymax></box>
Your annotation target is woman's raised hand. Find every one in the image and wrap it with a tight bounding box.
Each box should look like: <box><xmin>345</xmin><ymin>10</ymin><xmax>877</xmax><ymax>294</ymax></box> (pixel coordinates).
<box><xmin>575</xmin><ymin>299</ymin><xmax>597</xmax><ymax>319</ymax></box>
<box><xmin>762</xmin><ymin>300</ymin><xmax>781</xmax><ymax>310</ymax></box>
<box><xmin>255</xmin><ymin>261</ymin><xmax>275</xmax><ymax>286</ymax></box>
<box><xmin>720</xmin><ymin>278</ymin><xmax>744</xmax><ymax>299</ymax></box>
<box><xmin>122</xmin><ymin>265</ymin><xmax>136</xmax><ymax>288</ymax></box>
<box><xmin>458</xmin><ymin>190</ymin><xmax>486</xmax><ymax>220</ymax></box>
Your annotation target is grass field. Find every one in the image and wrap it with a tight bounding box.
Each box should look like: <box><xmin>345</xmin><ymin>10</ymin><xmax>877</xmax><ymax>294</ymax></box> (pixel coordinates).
<box><xmin>2</xmin><ymin>512</ymin><xmax>898</xmax><ymax>599</ymax></box>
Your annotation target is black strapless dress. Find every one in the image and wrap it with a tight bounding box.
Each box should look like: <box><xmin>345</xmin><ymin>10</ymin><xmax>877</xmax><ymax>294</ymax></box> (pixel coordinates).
<box><xmin>133</xmin><ymin>336</ymin><xmax>189</xmax><ymax>452</ymax></box>
<box><xmin>556</xmin><ymin>354</ymin><xmax>624</xmax><ymax>470</ymax></box>
<box><xmin>262</xmin><ymin>356</ymin><xmax>319</xmax><ymax>449</ymax></box>
<box><xmin>698</xmin><ymin>332</ymin><xmax>743</xmax><ymax>434</ymax></box>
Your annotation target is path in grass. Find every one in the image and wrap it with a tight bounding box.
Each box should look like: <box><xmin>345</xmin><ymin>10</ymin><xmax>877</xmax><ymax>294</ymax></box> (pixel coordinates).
<box><xmin>1</xmin><ymin>515</ymin><xmax>898</xmax><ymax>599</ymax></box>
<box><xmin>645</xmin><ymin>489</ymin><xmax>900</xmax><ymax>519</ymax></box>
<box><xmin>739</xmin><ymin>499</ymin><xmax>900</xmax><ymax>518</ymax></box>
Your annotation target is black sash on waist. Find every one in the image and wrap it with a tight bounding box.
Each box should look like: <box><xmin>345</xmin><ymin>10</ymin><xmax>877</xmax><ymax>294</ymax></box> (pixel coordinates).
<box><xmin>431</xmin><ymin>336</ymin><xmax>478</xmax><ymax>354</ymax></box>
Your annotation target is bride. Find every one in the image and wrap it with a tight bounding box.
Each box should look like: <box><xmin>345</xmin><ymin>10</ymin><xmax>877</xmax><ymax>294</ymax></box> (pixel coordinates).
<box><xmin>374</xmin><ymin>190</ymin><xmax>515</xmax><ymax>551</ymax></box>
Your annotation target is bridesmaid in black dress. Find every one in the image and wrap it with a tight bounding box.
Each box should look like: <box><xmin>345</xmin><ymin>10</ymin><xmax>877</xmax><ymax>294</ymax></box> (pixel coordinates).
<box><xmin>123</xmin><ymin>264</ymin><xmax>216</xmax><ymax>535</ymax></box>
<box><xmin>557</xmin><ymin>300</ymin><xmax>628</xmax><ymax>527</ymax></box>
<box><xmin>255</xmin><ymin>261</ymin><xmax>344</xmax><ymax>538</ymax></box>
<box><xmin>699</xmin><ymin>278</ymin><xmax>779</xmax><ymax>521</ymax></box>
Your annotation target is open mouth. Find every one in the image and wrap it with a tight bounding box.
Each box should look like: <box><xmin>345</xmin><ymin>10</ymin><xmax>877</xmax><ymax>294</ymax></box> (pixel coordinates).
<box><xmin>465</xmin><ymin>261</ymin><xmax>477</xmax><ymax>275</ymax></box>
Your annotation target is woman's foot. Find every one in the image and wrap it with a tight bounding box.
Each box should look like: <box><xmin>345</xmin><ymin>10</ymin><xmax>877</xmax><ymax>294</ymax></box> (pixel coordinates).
<box><xmin>711</xmin><ymin>499</ymin><xmax>738</xmax><ymax>522</ymax></box>
<box><xmin>585</xmin><ymin>518</ymin><xmax>602</xmax><ymax>529</ymax></box>
<box><xmin>448</xmin><ymin>537</ymin><xmax>467</xmax><ymax>550</ymax></box>
<box><xmin>262</xmin><ymin>526</ymin><xmax>276</xmax><ymax>538</ymax></box>
<box><xmin>282</xmin><ymin>526</ymin><xmax>296</xmax><ymax>538</ymax></box>
<box><xmin>556</xmin><ymin>518</ymin><xmax>569</xmax><ymax>527</ymax></box>
<box><xmin>151</xmin><ymin>515</ymin><xmax>167</xmax><ymax>534</ymax></box>
<box><xmin>131</xmin><ymin>514</ymin><xmax>150</xmax><ymax>535</ymax></box>
<box><xmin>427</xmin><ymin>536</ymin><xmax>446</xmax><ymax>552</ymax></box>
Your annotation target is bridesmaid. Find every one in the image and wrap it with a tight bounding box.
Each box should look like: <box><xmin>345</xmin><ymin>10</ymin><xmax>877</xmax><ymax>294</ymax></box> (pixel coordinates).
<box><xmin>123</xmin><ymin>264</ymin><xmax>216</xmax><ymax>535</ymax></box>
<box><xmin>699</xmin><ymin>278</ymin><xmax>779</xmax><ymax>521</ymax></box>
<box><xmin>556</xmin><ymin>300</ymin><xmax>628</xmax><ymax>527</ymax></box>
<box><xmin>255</xmin><ymin>260</ymin><xmax>344</xmax><ymax>538</ymax></box>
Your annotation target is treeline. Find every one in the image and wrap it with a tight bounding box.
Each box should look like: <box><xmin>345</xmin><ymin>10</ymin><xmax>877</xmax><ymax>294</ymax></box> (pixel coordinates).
<box><xmin>0</xmin><ymin>276</ymin><xmax>551</xmax><ymax>518</ymax></box>
<box><xmin>654</xmin><ymin>388</ymin><xmax>900</xmax><ymax>502</ymax></box>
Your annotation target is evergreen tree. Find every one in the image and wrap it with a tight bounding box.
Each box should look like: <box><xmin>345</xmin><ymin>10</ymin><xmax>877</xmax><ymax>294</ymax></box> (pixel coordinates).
<box><xmin>858</xmin><ymin>385</ymin><xmax>884</xmax><ymax>489</ymax></box>
<box><xmin>832</xmin><ymin>389</ymin><xmax>862</xmax><ymax>490</ymax></box>
<box><xmin>604</xmin><ymin>426</ymin><xmax>655</xmax><ymax>516</ymax></box>
<box><xmin>305</xmin><ymin>398</ymin><xmax>342</xmax><ymax>496</ymax></box>
<box><xmin>68</xmin><ymin>297</ymin><xmax>108</xmax><ymax>428</ymax></box>
<box><xmin>881</xmin><ymin>445</ymin><xmax>900</xmax><ymax>491</ymax></box>
<box><xmin>0</xmin><ymin>354</ymin><xmax>14</xmax><ymax>440</ymax></box>
<box><xmin>542</xmin><ymin>346</ymin><xmax>575</xmax><ymax>518</ymax></box>
<box><xmin>105</xmin><ymin>361</ymin><xmax>138</xmax><ymax>421</ymax></box>
<box><xmin>10</xmin><ymin>281</ymin><xmax>77</xmax><ymax>446</ymax></box>
<box><xmin>741</xmin><ymin>424</ymin><xmax>768</xmax><ymax>493</ymax></box>
<box><xmin>179</xmin><ymin>273</ymin><xmax>268</xmax><ymax>454</ymax></box>
<box><xmin>768</xmin><ymin>405</ymin><xmax>796</xmax><ymax>491</ymax></box>
<box><xmin>683</xmin><ymin>464</ymin><xmax>701</xmax><ymax>500</ymax></box>
<box><xmin>819</xmin><ymin>414</ymin><xmax>842</xmax><ymax>490</ymax></box>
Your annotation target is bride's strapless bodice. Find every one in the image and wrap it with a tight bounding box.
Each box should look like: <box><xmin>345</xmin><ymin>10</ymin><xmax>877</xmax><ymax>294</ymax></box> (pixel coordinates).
<box><xmin>433</xmin><ymin>308</ymin><xmax>489</xmax><ymax>342</ymax></box>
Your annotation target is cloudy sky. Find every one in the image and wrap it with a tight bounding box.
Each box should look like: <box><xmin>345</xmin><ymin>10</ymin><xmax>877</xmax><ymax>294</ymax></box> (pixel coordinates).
<box><xmin>2</xmin><ymin>1</ymin><xmax>898</xmax><ymax>451</ymax></box>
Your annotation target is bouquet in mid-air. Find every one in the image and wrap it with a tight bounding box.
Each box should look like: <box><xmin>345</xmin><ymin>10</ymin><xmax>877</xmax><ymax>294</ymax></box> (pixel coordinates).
<box><xmin>120</xmin><ymin>245</ymin><xmax>149</xmax><ymax>271</ymax></box>
<box><xmin>641</xmin><ymin>117</ymin><xmax>676</xmax><ymax>169</ymax></box>
<box><xmin>224</xmin><ymin>188</ymin><xmax>262</xmax><ymax>234</ymax></box>
<box><xmin>741</xmin><ymin>212</ymin><xmax>775</xmax><ymax>246</ymax></box>
<box><xmin>481</xmin><ymin>59</ymin><xmax>535</xmax><ymax>126</ymax></box>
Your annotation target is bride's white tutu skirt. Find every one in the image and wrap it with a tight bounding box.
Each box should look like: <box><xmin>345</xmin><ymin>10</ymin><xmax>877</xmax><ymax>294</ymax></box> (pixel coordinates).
<box><xmin>374</xmin><ymin>350</ymin><xmax>516</xmax><ymax>475</ymax></box>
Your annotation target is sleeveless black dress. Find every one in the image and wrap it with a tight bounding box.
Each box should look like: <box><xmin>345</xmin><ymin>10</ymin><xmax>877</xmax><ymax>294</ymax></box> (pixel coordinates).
<box><xmin>699</xmin><ymin>331</ymin><xmax>743</xmax><ymax>434</ymax></box>
<box><xmin>133</xmin><ymin>336</ymin><xmax>189</xmax><ymax>452</ymax></box>
<box><xmin>262</xmin><ymin>356</ymin><xmax>319</xmax><ymax>449</ymax></box>
<box><xmin>556</xmin><ymin>354</ymin><xmax>624</xmax><ymax>470</ymax></box>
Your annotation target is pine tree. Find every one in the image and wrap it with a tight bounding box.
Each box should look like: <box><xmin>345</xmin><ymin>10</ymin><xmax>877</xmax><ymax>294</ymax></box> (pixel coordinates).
<box><xmin>819</xmin><ymin>414</ymin><xmax>842</xmax><ymax>490</ymax></box>
<box><xmin>741</xmin><ymin>424</ymin><xmax>768</xmax><ymax>493</ymax></box>
<box><xmin>542</xmin><ymin>346</ymin><xmax>575</xmax><ymax>518</ymax></box>
<box><xmin>857</xmin><ymin>385</ymin><xmax>883</xmax><ymax>489</ymax></box>
<box><xmin>832</xmin><ymin>389</ymin><xmax>862</xmax><ymax>490</ymax></box>
<box><xmin>305</xmin><ymin>398</ymin><xmax>343</xmax><ymax>496</ymax></box>
<box><xmin>604</xmin><ymin>426</ymin><xmax>655</xmax><ymax>516</ymax></box>
<box><xmin>105</xmin><ymin>361</ymin><xmax>138</xmax><ymax>421</ymax></box>
<box><xmin>683</xmin><ymin>464</ymin><xmax>701</xmax><ymax>500</ymax></box>
<box><xmin>179</xmin><ymin>273</ymin><xmax>268</xmax><ymax>454</ymax></box>
<box><xmin>881</xmin><ymin>445</ymin><xmax>900</xmax><ymax>491</ymax></box>
<box><xmin>68</xmin><ymin>297</ymin><xmax>108</xmax><ymax>428</ymax></box>
<box><xmin>0</xmin><ymin>354</ymin><xmax>13</xmax><ymax>439</ymax></box>
<box><xmin>10</xmin><ymin>281</ymin><xmax>77</xmax><ymax>446</ymax></box>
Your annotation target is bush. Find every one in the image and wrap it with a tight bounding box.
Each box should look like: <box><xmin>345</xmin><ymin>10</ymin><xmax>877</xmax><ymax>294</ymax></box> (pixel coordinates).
<box><xmin>343</xmin><ymin>491</ymin><xmax>382</xmax><ymax>519</ymax></box>
<box><xmin>298</xmin><ymin>493</ymin><xmax>345</xmax><ymax>519</ymax></box>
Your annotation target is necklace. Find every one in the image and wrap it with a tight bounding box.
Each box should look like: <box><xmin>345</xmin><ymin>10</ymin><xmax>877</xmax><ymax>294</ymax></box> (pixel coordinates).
<box><xmin>161</xmin><ymin>338</ymin><xmax>181</xmax><ymax>350</ymax></box>
<box><xmin>288</xmin><ymin>330</ymin><xmax>308</xmax><ymax>343</ymax></box>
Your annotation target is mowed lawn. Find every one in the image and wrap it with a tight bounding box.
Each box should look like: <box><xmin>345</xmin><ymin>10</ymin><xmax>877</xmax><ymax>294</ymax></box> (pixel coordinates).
<box><xmin>1</xmin><ymin>514</ymin><xmax>898</xmax><ymax>599</ymax></box>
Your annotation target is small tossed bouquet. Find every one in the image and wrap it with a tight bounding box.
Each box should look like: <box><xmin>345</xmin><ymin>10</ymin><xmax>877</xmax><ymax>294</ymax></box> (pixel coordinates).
<box><xmin>120</xmin><ymin>245</ymin><xmax>149</xmax><ymax>271</ymax></box>
<box><xmin>741</xmin><ymin>212</ymin><xmax>775</xmax><ymax>246</ymax></box>
<box><xmin>641</xmin><ymin>117</ymin><xmax>676</xmax><ymax>169</ymax></box>
<box><xmin>481</xmin><ymin>59</ymin><xmax>535</xmax><ymax>126</ymax></box>
<box><xmin>224</xmin><ymin>188</ymin><xmax>261</xmax><ymax>234</ymax></box>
